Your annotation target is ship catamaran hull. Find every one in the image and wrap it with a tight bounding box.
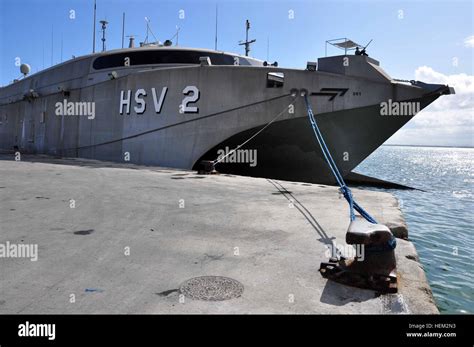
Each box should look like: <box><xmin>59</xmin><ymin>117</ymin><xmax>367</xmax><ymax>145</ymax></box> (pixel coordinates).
<box><xmin>0</xmin><ymin>49</ymin><xmax>454</xmax><ymax>184</ymax></box>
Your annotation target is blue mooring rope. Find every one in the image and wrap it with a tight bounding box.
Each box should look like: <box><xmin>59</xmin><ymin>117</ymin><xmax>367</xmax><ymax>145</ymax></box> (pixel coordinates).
<box><xmin>304</xmin><ymin>95</ymin><xmax>396</xmax><ymax>252</ymax></box>
<box><xmin>303</xmin><ymin>94</ymin><xmax>377</xmax><ymax>224</ymax></box>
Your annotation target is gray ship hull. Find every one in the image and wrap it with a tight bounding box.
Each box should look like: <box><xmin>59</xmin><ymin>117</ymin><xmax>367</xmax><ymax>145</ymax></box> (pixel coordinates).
<box><xmin>0</xmin><ymin>50</ymin><xmax>453</xmax><ymax>184</ymax></box>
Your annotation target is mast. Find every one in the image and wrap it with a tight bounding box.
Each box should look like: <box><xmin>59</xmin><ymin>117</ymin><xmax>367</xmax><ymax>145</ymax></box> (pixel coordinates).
<box><xmin>100</xmin><ymin>20</ymin><xmax>108</xmax><ymax>52</ymax></box>
<box><xmin>238</xmin><ymin>19</ymin><xmax>256</xmax><ymax>56</ymax></box>
<box><xmin>92</xmin><ymin>0</ymin><xmax>96</xmax><ymax>53</ymax></box>
<box><xmin>50</xmin><ymin>25</ymin><xmax>53</xmax><ymax>66</ymax></box>
<box><xmin>121</xmin><ymin>12</ymin><xmax>125</xmax><ymax>48</ymax></box>
<box><xmin>267</xmin><ymin>36</ymin><xmax>269</xmax><ymax>61</ymax></box>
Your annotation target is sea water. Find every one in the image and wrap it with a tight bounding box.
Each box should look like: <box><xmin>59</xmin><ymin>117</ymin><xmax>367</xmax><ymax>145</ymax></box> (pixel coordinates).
<box><xmin>355</xmin><ymin>145</ymin><xmax>473</xmax><ymax>314</ymax></box>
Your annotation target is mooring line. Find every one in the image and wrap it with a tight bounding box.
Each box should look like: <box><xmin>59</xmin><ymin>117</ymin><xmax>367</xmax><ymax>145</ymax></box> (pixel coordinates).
<box><xmin>213</xmin><ymin>96</ymin><xmax>298</xmax><ymax>165</ymax></box>
<box><xmin>303</xmin><ymin>94</ymin><xmax>378</xmax><ymax>224</ymax></box>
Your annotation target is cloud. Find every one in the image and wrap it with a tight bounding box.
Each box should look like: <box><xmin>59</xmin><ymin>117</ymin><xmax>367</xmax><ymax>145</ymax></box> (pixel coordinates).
<box><xmin>386</xmin><ymin>66</ymin><xmax>474</xmax><ymax>147</ymax></box>
<box><xmin>464</xmin><ymin>35</ymin><xmax>474</xmax><ymax>48</ymax></box>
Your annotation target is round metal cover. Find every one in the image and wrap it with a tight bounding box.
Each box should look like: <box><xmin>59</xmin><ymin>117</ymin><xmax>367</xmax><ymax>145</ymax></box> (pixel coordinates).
<box><xmin>179</xmin><ymin>276</ymin><xmax>244</xmax><ymax>301</ymax></box>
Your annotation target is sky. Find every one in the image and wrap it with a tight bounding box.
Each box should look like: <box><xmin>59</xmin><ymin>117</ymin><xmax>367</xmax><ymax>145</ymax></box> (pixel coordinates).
<box><xmin>0</xmin><ymin>0</ymin><xmax>472</xmax><ymax>146</ymax></box>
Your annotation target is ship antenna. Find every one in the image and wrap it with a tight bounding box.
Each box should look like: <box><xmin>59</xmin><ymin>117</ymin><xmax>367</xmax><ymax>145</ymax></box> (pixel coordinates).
<box><xmin>144</xmin><ymin>17</ymin><xmax>158</xmax><ymax>45</ymax></box>
<box><xmin>266</xmin><ymin>36</ymin><xmax>269</xmax><ymax>61</ymax></box>
<box><xmin>92</xmin><ymin>0</ymin><xmax>96</xmax><ymax>53</ymax></box>
<box><xmin>100</xmin><ymin>19</ymin><xmax>108</xmax><ymax>52</ymax></box>
<box><xmin>170</xmin><ymin>26</ymin><xmax>180</xmax><ymax>46</ymax></box>
<box><xmin>144</xmin><ymin>17</ymin><xmax>149</xmax><ymax>44</ymax></box>
<box><xmin>214</xmin><ymin>4</ymin><xmax>218</xmax><ymax>50</ymax></box>
<box><xmin>50</xmin><ymin>25</ymin><xmax>53</xmax><ymax>66</ymax></box>
<box><xmin>121</xmin><ymin>12</ymin><xmax>126</xmax><ymax>48</ymax></box>
<box><xmin>238</xmin><ymin>19</ymin><xmax>256</xmax><ymax>56</ymax></box>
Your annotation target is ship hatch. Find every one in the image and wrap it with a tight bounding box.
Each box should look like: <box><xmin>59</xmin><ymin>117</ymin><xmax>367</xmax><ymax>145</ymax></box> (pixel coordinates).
<box><xmin>267</xmin><ymin>72</ymin><xmax>284</xmax><ymax>88</ymax></box>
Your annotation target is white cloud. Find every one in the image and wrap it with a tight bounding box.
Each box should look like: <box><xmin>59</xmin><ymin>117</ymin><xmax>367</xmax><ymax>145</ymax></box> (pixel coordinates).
<box><xmin>464</xmin><ymin>35</ymin><xmax>474</xmax><ymax>48</ymax></box>
<box><xmin>386</xmin><ymin>66</ymin><xmax>474</xmax><ymax>147</ymax></box>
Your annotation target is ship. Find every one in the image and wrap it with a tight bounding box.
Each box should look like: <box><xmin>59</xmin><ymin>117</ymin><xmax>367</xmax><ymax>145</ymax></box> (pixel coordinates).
<box><xmin>0</xmin><ymin>34</ymin><xmax>455</xmax><ymax>185</ymax></box>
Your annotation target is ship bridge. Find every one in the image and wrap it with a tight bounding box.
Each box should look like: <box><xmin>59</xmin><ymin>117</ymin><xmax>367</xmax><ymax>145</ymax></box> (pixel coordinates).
<box><xmin>91</xmin><ymin>46</ymin><xmax>266</xmax><ymax>71</ymax></box>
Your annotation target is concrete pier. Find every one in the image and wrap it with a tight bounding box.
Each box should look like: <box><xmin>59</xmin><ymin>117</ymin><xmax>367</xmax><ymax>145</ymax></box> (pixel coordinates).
<box><xmin>0</xmin><ymin>153</ymin><xmax>438</xmax><ymax>314</ymax></box>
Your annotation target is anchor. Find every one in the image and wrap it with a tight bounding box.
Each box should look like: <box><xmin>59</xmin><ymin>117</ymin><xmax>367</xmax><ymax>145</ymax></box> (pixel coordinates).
<box><xmin>303</xmin><ymin>93</ymin><xmax>398</xmax><ymax>293</ymax></box>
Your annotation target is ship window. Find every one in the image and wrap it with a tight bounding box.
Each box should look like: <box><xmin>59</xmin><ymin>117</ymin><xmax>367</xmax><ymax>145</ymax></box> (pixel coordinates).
<box><xmin>93</xmin><ymin>50</ymin><xmax>236</xmax><ymax>70</ymax></box>
<box><xmin>267</xmin><ymin>72</ymin><xmax>284</xmax><ymax>88</ymax></box>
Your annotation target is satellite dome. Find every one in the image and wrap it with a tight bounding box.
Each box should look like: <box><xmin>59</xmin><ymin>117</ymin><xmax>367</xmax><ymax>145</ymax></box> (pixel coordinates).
<box><xmin>20</xmin><ymin>64</ymin><xmax>31</xmax><ymax>76</ymax></box>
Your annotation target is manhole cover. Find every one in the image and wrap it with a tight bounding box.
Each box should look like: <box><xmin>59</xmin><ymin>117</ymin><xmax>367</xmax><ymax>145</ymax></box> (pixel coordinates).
<box><xmin>179</xmin><ymin>276</ymin><xmax>244</xmax><ymax>301</ymax></box>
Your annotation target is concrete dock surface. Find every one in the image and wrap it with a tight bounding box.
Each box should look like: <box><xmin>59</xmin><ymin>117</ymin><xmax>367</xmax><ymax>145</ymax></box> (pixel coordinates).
<box><xmin>0</xmin><ymin>153</ymin><xmax>438</xmax><ymax>314</ymax></box>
